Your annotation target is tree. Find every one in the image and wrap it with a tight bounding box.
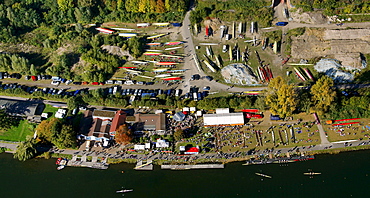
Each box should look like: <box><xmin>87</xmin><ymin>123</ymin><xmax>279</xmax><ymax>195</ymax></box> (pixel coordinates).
<box><xmin>57</xmin><ymin>0</ymin><xmax>74</xmax><ymax>11</ymax></box>
<box><xmin>265</xmin><ymin>76</ymin><xmax>298</xmax><ymax>118</ymax></box>
<box><xmin>173</xmin><ymin>128</ymin><xmax>184</xmax><ymax>141</ymax></box>
<box><xmin>52</xmin><ymin>125</ymin><xmax>77</xmax><ymax>149</ymax></box>
<box><xmin>0</xmin><ymin>109</ymin><xmax>15</xmax><ymax>130</ymax></box>
<box><xmin>13</xmin><ymin>136</ymin><xmax>37</xmax><ymax>161</ymax></box>
<box><xmin>156</xmin><ymin>0</ymin><xmax>166</xmax><ymax>13</ymax></box>
<box><xmin>115</xmin><ymin>124</ymin><xmax>133</xmax><ymax>145</ymax></box>
<box><xmin>310</xmin><ymin>76</ymin><xmax>336</xmax><ymax>115</ymax></box>
<box><xmin>36</xmin><ymin>118</ymin><xmax>62</xmax><ymax>143</ymax></box>
<box><xmin>67</xmin><ymin>95</ymin><xmax>86</xmax><ymax>111</ymax></box>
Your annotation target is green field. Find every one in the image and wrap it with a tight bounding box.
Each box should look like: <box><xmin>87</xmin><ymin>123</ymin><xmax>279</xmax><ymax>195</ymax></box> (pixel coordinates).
<box><xmin>43</xmin><ymin>104</ymin><xmax>59</xmax><ymax>119</ymax></box>
<box><xmin>177</xmin><ymin>112</ymin><xmax>321</xmax><ymax>154</ymax></box>
<box><xmin>0</xmin><ymin>104</ymin><xmax>58</xmax><ymax>142</ymax></box>
<box><xmin>0</xmin><ymin>120</ymin><xmax>35</xmax><ymax>142</ymax></box>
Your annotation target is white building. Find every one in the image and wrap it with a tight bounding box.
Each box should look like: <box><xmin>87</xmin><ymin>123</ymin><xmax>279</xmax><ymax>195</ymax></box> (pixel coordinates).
<box><xmin>203</xmin><ymin>112</ymin><xmax>245</xmax><ymax>126</ymax></box>
<box><xmin>156</xmin><ymin>139</ymin><xmax>169</xmax><ymax>148</ymax></box>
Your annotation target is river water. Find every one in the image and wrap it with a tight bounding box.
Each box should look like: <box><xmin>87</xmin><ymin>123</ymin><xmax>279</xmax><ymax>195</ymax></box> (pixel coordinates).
<box><xmin>1</xmin><ymin>150</ymin><xmax>369</xmax><ymax>198</ymax></box>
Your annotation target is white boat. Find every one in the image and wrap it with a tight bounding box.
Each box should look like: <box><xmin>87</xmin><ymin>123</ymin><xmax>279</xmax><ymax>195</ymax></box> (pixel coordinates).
<box><xmin>255</xmin><ymin>172</ymin><xmax>272</xmax><ymax>178</ymax></box>
<box><xmin>57</xmin><ymin>166</ymin><xmax>65</xmax><ymax>170</ymax></box>
<box><xmin>304</xmin><ymin>172</ymin><xmax>321</xmax><ymax>176</ymax></box>
<box><xmin>116</xmin><ymin>189</ymin><xmax>133</xmax><ymax>193</ymax></box>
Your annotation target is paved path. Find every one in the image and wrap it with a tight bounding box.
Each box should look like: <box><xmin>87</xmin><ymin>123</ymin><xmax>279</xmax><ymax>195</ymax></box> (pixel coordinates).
<box><xmin>0</xmin><ymin>142</ymin><xmax>17</xmax><ymax>153</ymax></box>
<box><xmin>317</xmin><ymin>124</ymin><xmax>331</xmax><ymax>145</ymax></box>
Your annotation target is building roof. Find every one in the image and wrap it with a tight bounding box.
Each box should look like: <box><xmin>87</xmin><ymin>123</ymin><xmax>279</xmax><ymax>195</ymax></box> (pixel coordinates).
<box><xmin>0</xmin><ymin>98</ymin><xmax>43</xmax><ymax>117</ymax></box>
<box><xmin>203</xmin><ymin>113</ymin><xmax>245</xmax><ymax>126</ymax></box>
<box><xmin>126</xmin><ymin>116</ymin><xmax>136</xmax><ymax>122</ymax></box>
<box><xmin>216</xmin><ymin>108</ymin><xmax>230</xmax><ymax>114</ymax></box>
<box><xmin>109</xmin><ymin>110</ymin><xmax>127</xmax><ymax>133</ymax></box>
<box><xmin>88</xmin><ymin>118</ymin><xmax>111</xmax><ymax>139</ymax></box>
<box><xmin>134</xmin><ymin>113</ymin><xmax>166</xmax><ymax>131</ymax></box>
<box><xmin>92</xmin><ymin>110</ymin><xmax>116</xmax><ymax>119</ymax></box>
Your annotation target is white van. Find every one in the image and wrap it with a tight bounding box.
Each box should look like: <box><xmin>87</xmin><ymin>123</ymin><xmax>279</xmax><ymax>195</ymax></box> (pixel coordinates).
<box><xmin>225</xmin><ymin>34</ymin><xmax>231</xmax><ymax>40</ymax></box>
<box><xmin>222</xmin><ymin>45</ymin><xmax>228</xmax><ymax>53</ymax></box>
<box><xmin>124</xmin><ymin>80</ymin><xmax>134</xmax><ymax>85</ymax></box>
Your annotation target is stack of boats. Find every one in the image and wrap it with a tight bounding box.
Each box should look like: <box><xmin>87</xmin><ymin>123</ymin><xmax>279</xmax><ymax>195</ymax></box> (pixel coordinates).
<box><xmin>243</xmin><ymin>155</ymin><xmax>315</xmax><ymax>165</ymax></box>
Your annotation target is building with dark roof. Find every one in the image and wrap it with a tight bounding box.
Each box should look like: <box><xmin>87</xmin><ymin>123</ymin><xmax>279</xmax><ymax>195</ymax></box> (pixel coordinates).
<box><xmin>0</xmin><ymin>98</ymin><xmax>44</xmax><ymax>122</ymax></box>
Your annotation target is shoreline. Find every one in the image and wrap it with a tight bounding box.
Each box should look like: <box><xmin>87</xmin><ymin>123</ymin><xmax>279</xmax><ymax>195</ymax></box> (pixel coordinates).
<box><xmin>29</xmin><ymin>144</ymin><xmax>370</xmax><ymax>166</ymax></box>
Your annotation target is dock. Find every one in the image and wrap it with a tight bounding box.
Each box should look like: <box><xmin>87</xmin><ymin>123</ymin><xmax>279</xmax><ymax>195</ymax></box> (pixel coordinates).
<box><xmin>66</xmin><ymin>155</ymin><xmax>109</xmax><ymax>169</ymax></box>
<box><xmin>161</xmin><ymin>164</ymin><xmax>224</xmax><ymax>170</ymax></box>
<box><xmin>134</xmin><ymin>160</ymin><xmax>153</xmax><ymax>170</ymax></box>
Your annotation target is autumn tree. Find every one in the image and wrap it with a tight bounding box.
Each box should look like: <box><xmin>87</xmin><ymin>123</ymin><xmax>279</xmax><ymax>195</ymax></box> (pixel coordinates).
<box><xmin>173</xmin><ymin>128</ymin><xmax>184</xmax><ymax>141</ymax></box>
<box><xmin>156</xmin><ymin>0</ymin><xmax>166</xmax><ymax>13</ymax></box>
<box><xmin>265</xmin><ymin>76</ymin><xmax>298</xmax><ymax>118</ymax></box>
<box><xmin>115</xmin><ymin>124</ymin><xmax>133</xmax><ymax>145</ymax></box>
<box><xmin>310</xmin><ymin>76</ymin><xmax>336</xmax><ymax>115</ymax></box>
<box><xmin>36</xmin><ymin>118</ymin><xmax>62</xmax><ymax>143</ymax></box>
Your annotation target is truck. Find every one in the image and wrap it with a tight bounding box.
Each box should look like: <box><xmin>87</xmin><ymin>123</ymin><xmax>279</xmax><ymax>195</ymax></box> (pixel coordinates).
<box><xmin>245</xmin><ymin>113</ymin><xmax>263</xmax><ymax>119</ymax></box>
<box><xmin>275</xmin><ymin>22</ymin><xmax>288</xmax><ymax>26</ymax></box>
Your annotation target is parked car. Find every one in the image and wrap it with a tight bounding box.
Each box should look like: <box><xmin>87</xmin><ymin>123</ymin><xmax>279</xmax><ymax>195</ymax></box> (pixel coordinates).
<box><xmin>51</xmin><ymin>81</ymin><xmax>60</xmax><ymax>86</ymax></box>
<box><xmin>124</xmin><ymin>80</ymin><xmax>135</xmax><ymax>85</ymax></box>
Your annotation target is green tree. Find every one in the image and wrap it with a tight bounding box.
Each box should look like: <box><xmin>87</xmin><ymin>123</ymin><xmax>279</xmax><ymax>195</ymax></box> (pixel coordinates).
<box><xmin>13</xmin><ymin>136</ymin><xmax>37</xmax><ymax>161</ymax></box>
<box><xmin>310</xmin><ymin>76</ymin><xmax>336</xmax><ymax>115</ymax></box>
<box><xmin>126</xmin><ymin>0</ymin><xmax>140</xmax><ymax>12</ymax></box>
<box><xmin>52</xmin><ymin>125</ymin><xmax>77</xmax><ymax>149</ymax></box>
<box><xmin>254</xmin><ymin>96</ymin><xmax>266</xmax><ymax>110</ymax></box>
<box><xmin>265</xmin><ymin>76</ymin><xmax>298</xmax><ymax>118</ymax></box>
<box><xmin>67</xmin><ymin>95</ymin><xmax>85</xmax><ymax>111</ymax></box>
<box><xmin>173</xmin><ymin>128</ymin><xmax>184</xmax><ymax>141</ymax></box>
<box><xmin>57</xmin><ymin>0</ymin><xmax>74</xmax><ymax>11</ymax></box>
<box><xmin>0</xmin><ymin>109</ymin><xmax>14</xmax><ymax>130</ymax></box>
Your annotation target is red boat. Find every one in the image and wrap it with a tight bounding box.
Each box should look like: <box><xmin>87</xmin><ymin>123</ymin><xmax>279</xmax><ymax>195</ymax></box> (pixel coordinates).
<box><xmin>56</xmin><ymin>158</ymin><xmax>62</xmax><ymax>165</ymax></box>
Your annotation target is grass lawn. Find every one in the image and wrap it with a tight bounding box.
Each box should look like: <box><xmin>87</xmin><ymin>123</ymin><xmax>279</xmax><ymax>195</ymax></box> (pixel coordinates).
<box><xmin>321</xmin><ymin>118</ymin><xmax>370</xmax><ymax>142</ymax></box>
<box><xmin>178</xmin><ymin>112</ymin><xmax>321</xmax><ymax>154</ymax></box>
<box><xmin>43</xmin><ymin>104</ymin><xmax>59</xmax><ymax>119</ymax></box>
<box><xmin>0</xmin><ymin>120</ymin><xmax>36</xmax><ymax>142</ymax></box>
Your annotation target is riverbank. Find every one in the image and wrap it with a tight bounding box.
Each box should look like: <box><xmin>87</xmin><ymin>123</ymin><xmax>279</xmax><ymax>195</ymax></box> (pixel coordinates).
<box><xmin>24</xmin><ymin>143</ymin><xmax>370</xmax><ymax>167</ymax></box>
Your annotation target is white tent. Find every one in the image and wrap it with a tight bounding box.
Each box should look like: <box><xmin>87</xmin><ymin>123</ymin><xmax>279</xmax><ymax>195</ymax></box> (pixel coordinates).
<box><xmin>203</xmin><ymin>113</ymin><xmax>245</xmax><ymax>126</ymax></box>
